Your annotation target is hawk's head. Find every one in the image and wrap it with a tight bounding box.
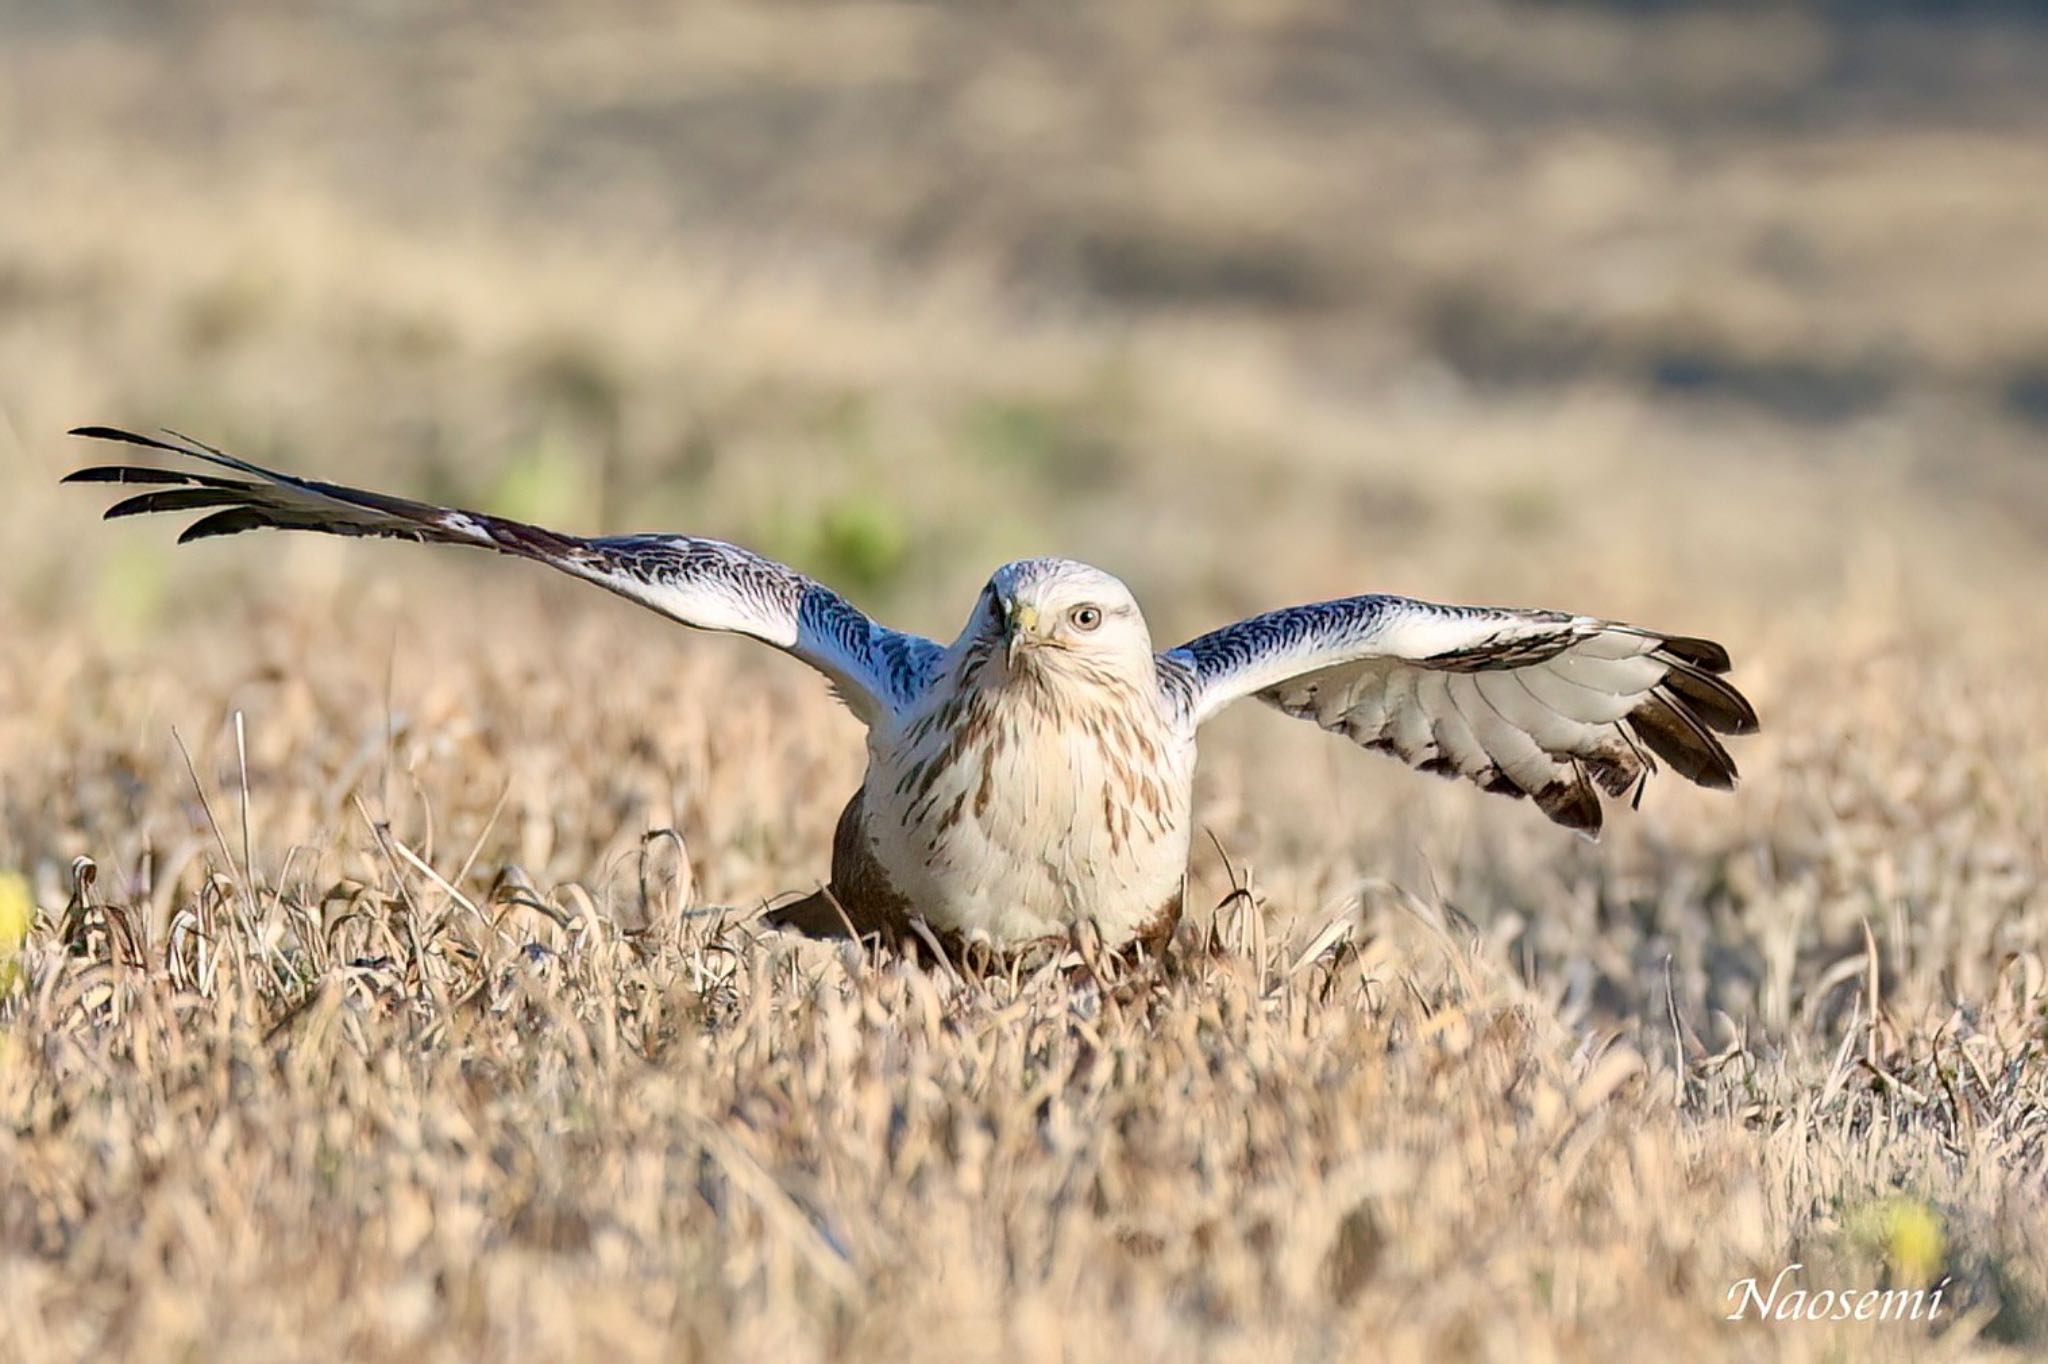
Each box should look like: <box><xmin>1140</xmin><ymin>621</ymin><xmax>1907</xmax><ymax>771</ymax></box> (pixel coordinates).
<box><xmin>968</xmin><ymin>558</ymin><xmax>1154</xmax><ymax>681</ymax></box>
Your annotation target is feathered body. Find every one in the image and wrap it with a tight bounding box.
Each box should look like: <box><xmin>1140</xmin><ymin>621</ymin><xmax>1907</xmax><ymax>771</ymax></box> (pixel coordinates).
<box><xmin>851</xmin><ymin>568</ymin><xmax>1196</xmax><ymax>947</ymax></box>
<box><xmin>65</xmin><ymin>429</ymin><xmax>1760</xmax><ymax>957</ymax></box>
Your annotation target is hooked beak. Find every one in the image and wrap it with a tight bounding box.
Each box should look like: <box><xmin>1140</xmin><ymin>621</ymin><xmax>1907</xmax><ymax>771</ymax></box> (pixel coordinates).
<box><xmin>1003</xmin><ymin>599</ymin><xmax>1042</xmax><ymax>665</ymax></box>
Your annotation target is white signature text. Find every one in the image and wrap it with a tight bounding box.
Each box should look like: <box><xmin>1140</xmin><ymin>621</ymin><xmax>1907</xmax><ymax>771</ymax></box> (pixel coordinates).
<box><xmin>1726</xmin><ymin>1264</ymin><xmax>1949</xmax><ymax>1323</ymax></box>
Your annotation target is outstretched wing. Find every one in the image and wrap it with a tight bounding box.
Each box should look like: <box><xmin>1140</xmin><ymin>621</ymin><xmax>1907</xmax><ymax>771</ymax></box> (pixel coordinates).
<box><xmin>1161</xmin><ymin>594</ymin><xmax>1757</xmax><ymax>836</ymax></box>
<box><xmin>65</xmin><ymin>426</ymin><xmax>943</xmax><ymax>725</ymax></box>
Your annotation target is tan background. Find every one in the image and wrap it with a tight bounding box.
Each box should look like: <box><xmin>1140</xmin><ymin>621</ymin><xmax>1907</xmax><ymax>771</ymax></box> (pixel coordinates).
<box><xmin>3</xmin><ymin>4</ymin><xmax>2047</xmax><ymax>1361</ymax></box>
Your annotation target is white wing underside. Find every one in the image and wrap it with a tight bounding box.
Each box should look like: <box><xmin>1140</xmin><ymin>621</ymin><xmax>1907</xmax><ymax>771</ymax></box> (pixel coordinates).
<box><xmin>1167</xmin><ymin>596</ymin><xmax>1757</xmax><ymax>835</ymax></box>
<box><xmin>65</xmin><ymin>427</ymin><xmax>943</xmax><ymax>725</ymax></box>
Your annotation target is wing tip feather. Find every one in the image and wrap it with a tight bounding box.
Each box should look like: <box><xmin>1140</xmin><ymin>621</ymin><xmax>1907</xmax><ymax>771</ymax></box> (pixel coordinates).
<box><xmin>1657</xmin><ymin>663</ymin><xmax>1760</xmax><ymax>736</ymax></box>
<box><xmin>69</xmin><ymin>424</ymin><xmax>181</xmax><ymax>451</ymax></box>
<box><xmin>1534</xmin><ymin>772</ymin><xmax>1604</xmax><ymax>837</ymax></box>
<box><xmin>1629</xmin><ymin>691</ymin><xmax>1739</xmax><ymax>790</ymax></box>
<box><xmin>63</xmin><ymin>464</ymin><xmax>184</xmax><ymax>486</ymax></box>
<box><xmin>176</xmin><ymin>507</ymin><xmax>273</xmax><ymax>543</ymax></box>
<box><xmin>1657</xmin><ymin>634</ymin><xmax>1733</xmax><ymax>673</ymax></box>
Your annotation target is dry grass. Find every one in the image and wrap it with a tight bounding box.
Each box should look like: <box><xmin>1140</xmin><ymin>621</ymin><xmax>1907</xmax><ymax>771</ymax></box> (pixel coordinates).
<box><xmin>5</xmin><ymin>4</ymin><xmax>2048</xmax><ymax>1361</ymax></box>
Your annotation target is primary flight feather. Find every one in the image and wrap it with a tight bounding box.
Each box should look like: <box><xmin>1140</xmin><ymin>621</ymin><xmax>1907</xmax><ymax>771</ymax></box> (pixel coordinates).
<box><xmin>67</xmin><ymin>426</ymin><xmax>1758</xmax><ymax>954</ymax></box>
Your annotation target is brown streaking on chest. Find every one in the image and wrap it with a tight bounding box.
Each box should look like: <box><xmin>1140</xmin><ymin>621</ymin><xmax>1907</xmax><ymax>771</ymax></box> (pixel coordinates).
<box><xmin>765</xmin><ymin>789</ymin><xmax>1185</xmax><ymax>962</ymax></box>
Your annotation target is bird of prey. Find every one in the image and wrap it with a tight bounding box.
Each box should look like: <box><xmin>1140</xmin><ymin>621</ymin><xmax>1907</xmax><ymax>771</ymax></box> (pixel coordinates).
<box><xmin>66</xmin><ymin>426</ymin><xmax>1757</xmax><ymax>956</ymax></box>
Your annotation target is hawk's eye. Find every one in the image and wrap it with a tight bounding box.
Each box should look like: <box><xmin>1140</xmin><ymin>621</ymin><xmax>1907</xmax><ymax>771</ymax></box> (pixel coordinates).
<box><xmin>1069</xmin><ymin>604</ymin><xmax>1103</xmax><ymax>632</ymax></box>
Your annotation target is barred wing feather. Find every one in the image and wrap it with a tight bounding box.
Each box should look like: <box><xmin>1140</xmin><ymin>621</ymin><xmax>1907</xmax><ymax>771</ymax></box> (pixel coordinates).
<box><xmin>1165</xmin><ymin>595</ymin><xmax>1757</xmax><ymax>836</ymax></box>
<box><xmin>64</xmin><ymin>426</ymin><xmax>942</xmax><ymax>725</ymax></box>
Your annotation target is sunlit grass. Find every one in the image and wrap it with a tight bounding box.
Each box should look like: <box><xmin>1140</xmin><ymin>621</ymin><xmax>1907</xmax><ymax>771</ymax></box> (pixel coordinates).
<box><xmin>5</xmin><ymin>5</ymin><xmax>2048</xmax><ymax>1361</ymax></box>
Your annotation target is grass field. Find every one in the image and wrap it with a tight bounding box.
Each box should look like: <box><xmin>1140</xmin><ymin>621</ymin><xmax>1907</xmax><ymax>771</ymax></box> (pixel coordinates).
<box><xmin>4</xmin><ymin>4</ymin><xmax>2048</xmax><ymax>1360</ymax></box>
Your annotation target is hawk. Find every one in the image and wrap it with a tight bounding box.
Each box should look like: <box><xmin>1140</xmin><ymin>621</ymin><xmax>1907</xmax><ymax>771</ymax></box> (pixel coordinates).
<box><xmin>66</xmin><ymin>426</ymin><xmax>1758</xmax><ymax>955</ymax></box>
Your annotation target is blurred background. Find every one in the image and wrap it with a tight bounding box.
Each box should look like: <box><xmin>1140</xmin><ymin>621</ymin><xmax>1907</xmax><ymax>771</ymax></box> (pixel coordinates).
<box><xmin>4</xmin><ymin>0</ymin><xmax>2048</xmax><ymax>1020</ymax></box>
<box><xmin>10</xmin><ymin>6</ymin><xmax>2048</xmax><ymax>1358</ymax></box>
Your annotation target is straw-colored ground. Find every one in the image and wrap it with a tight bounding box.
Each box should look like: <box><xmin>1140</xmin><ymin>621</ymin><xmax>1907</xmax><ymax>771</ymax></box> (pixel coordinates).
<box><xmin>4</xmin><ymin>5</ymin><xmax>2048</xmax><ymax>1361</ymax></box>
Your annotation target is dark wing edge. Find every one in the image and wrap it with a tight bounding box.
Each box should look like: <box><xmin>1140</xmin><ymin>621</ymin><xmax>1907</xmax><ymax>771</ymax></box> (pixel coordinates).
<box><xmin>64</xmin><ymin>426</ymin><xmax>943</xmax><ymax>724</ymax></box>
<box><xmin>1161</xmin><ymin>594</ymin><xmax>1758</xmax><ymax>837</ymax></box>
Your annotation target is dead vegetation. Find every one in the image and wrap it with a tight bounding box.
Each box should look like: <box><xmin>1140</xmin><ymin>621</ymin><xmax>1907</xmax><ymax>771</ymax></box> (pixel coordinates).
<box><xmin>4</xmin><ymin>3</ymin><xmax>2048</xmax><ymax>1361</ymax></box>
